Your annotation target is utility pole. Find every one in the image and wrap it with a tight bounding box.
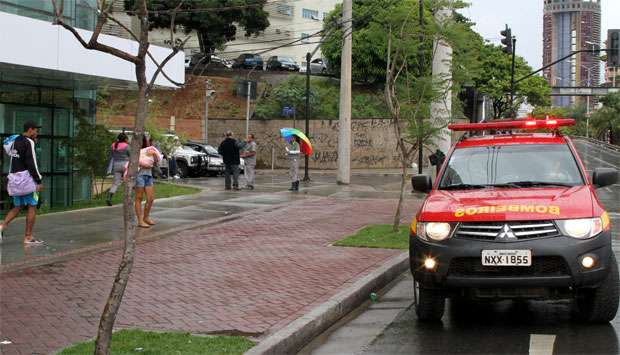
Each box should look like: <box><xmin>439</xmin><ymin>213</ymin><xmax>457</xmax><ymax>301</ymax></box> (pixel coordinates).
<box><xmin>337</xmin><ymin>0</ymin><xmax>352</xmax><ymax>184</ymax></box>
<box><xmin>510</xmin><ymin>37</ymin><xmax>517</xmax><ymax>115</ymax></box>
<box><xmin>245</xmin><ymin>80</ymin><xmax>251</xmax><ymax>137</ymax></box>
<box><xmin>417</xmin><ymin>0</ymin><xmax>424</xmax><ymax>174</ymax></box>
<box><xmin>204</xmin><ymin>80</ymin><xmax>214</xmax><ymax>143</ymax></box>
<box><xmin>304</xmin><ymin>52</ymin><xmax>311</xmax><ymax>182</ymax></box>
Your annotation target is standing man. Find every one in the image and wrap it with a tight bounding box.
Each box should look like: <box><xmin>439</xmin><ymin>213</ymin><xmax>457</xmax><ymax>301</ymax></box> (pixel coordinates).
<box><xmin>286</xmin><ymin>136</ymin><xmax>301</xmax><ymax>191</ymax></box>
<box><xmin>218</xmin><ymin>131</ymin><xmax>241</xmax><ymax>191</ymax></box>
<box><xmin>0</xmin><ymin>121</ymin><xmax>44</xmax><ymax>244</ymax></box>
<box><xmin>241</xmin><ymin>134</ymin><xmax>257</xmax><ymax>190</ymax></box>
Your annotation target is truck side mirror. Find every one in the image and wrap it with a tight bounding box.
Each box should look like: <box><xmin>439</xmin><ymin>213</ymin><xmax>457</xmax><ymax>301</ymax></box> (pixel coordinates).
<box><xmin>592</xmin><ymin>168</ymin><xmax>618</xmax><ymax>188</ymax></box>
<box><xmin>412</xmin><ymin>174</ymin><xmax>433</xmax><ymax>193</ymax></box>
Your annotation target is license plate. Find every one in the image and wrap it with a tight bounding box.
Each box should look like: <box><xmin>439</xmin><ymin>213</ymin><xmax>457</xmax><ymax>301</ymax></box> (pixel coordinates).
<box><xmin>481</xmin><ymin>250</ymin><xmax>532</xmax><ymax>266</ymax></box>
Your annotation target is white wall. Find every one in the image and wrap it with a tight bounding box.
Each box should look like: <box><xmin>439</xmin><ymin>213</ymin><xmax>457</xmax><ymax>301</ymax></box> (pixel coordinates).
<box><xmin>0</xmin><ymin>11</ymin><xmax>184</xmax><ymax>88</ymax></box>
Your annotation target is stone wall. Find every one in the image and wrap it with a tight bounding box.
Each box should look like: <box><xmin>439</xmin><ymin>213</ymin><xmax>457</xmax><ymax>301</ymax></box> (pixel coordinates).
<box><xmin>207</xmin><ymin>119</ymin><xmax>403</xmax><ymax>169</ymax></box>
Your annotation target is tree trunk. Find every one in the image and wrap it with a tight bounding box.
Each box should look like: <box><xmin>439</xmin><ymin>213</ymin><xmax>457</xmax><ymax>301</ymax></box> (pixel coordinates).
<box><xmin>93</xmin><ymin>61</ymin><xmax>148</xmax><ymax>355</ymax></box>
<box><xmin>392</xmin><ymin>160</ymin><xmax>408</xmax><ymax>232</ymax></box>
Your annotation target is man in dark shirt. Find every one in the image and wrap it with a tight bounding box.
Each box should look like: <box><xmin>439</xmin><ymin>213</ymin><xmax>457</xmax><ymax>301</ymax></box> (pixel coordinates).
<box><xmin>0</xmin><ymin>121</ymin><xmax>44</xmax><ymax>244</ymax></box>
<box><xmin>218</xmin><ymin>131</ymin><xmax>241</xmax><ymax>190</ymax></box>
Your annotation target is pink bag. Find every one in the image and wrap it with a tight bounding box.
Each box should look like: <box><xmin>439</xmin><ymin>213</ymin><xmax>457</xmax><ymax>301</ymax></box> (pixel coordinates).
<box><xmin>7</xmin><ymin>170</ymin><xmax>36</xmax><ymax>197</ymax></box>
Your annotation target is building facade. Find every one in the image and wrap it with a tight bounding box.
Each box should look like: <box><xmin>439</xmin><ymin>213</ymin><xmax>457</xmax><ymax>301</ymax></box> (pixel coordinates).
<box><xmin>543</xmin><ymin>0</ymin><xmax>601</xmax><ymax>107</ymax></box>
<box><xmin>218</xmin><ymin>0</ymin><xmax>340</xmax><ymax>64</ymax></box>
<box><xmin>0</xmin><ymin>1</ymin><xmax>184</xmax><ymax>211</ymax></box>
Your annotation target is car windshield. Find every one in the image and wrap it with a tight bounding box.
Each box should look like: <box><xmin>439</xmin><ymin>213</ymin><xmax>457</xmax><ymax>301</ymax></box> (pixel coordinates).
<box><xmin>439</xmin><ymin>144</ymin><xmax>584</xmax><ymax>189</ymax></box>
<box><xmin>280</xmin><ymin>57</ymin><xmax>295</xmax><ymax>63</ymax></box>
<box><xmin>205</xmin><ymin>145</ymin><xmax>219</xmax><ymax>155</ymax></box>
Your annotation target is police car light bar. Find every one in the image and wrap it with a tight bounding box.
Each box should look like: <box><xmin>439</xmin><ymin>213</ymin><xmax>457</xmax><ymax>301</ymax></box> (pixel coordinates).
<box><xmin>448</xmin><ymin>118</ymin><xmax>575</xmax><ymax>131</ymax></box>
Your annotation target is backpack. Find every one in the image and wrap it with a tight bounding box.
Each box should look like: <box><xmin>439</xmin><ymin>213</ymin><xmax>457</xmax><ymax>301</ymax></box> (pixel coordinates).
<box><xmin>3</xmin><ymin>135</ymin><xmax>19</xmax><ymax>157</ymax></box>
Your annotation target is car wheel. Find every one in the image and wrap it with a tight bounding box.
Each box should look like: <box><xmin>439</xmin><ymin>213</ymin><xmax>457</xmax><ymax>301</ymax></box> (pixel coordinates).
<box><xmin>575</xmin><ymin>254</ymin><xmax>619</xmax><ymax>323</ymax></box>
<box><xmin>176</xmin><ymin>160</ymin><xmax>189</xmax><ymax>178</ymax></box>
<box><xmin>415</xmin><ymin>282</ymin><xmax>445</xmax><ymax>322</ymax></box>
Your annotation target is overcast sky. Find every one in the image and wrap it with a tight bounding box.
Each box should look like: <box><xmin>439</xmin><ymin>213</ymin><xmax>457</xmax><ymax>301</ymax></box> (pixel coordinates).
<box><xmin>462</xmin><ymin>0</ymin><xmax>620</xmax><ymax>69</ymax></box>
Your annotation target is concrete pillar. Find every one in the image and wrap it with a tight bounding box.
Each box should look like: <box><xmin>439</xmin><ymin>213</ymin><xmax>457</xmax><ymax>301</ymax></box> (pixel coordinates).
<box><xmin>430</xmin><ymin>6</ymin><xmax>453</xmax><ymax>154</ymax></box>
<box><xmin>337</xmin><ymin>0</ymin><xmax>353</xmax><ymax>184</ymax></box>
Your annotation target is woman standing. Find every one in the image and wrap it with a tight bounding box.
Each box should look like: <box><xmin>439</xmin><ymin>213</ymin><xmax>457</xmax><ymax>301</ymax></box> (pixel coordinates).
<box><xmin>106</xmin><ymin>133</ymin><xmax>130</xmax><ymax>206</ymax></box>
<box><xmin>286</xmin><ymin>136</ymin><xmax>301</xmax><ymax>191</ymax></box>
<box><xmin>135</xmin><ymin>135</ymin><xmax>161</xmax><ymax>228</ymax></box>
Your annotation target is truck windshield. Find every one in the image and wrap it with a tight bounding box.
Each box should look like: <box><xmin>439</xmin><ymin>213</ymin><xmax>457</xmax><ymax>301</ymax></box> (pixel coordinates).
<box><xmin>439</xmin><ymin>144</ymin><xmax>584</xmax><ymax>189</ymax></box>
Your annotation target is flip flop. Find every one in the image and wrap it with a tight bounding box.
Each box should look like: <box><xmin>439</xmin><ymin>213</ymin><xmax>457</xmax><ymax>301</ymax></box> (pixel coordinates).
<box><xmin>144</xmin><ymin>219</ymin><xmax>156</xmax><ymax>226</ymax></box>
<box><xmin>138</xmin><ymin>224</ymin><xmax>151</xmax><ymax>229</ymax></box>
<box><xmin>24</xmin><ymin>238</ymin><xmax>44</xmax><ymax>245</ymax></box>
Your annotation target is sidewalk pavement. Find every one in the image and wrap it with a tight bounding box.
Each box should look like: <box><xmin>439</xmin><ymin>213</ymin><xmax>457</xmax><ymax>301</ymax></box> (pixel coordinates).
<box><xmin>0</xmin><ymin>173</ymin><xmax>421</xmax><ymax>355</ymax></box>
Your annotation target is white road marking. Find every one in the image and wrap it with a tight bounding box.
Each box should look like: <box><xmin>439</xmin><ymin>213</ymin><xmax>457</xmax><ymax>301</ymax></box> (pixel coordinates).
<box><xmin>529</xmin><ymin>334</ymin><xmax>556</xmax><ymax>355</ymax></box>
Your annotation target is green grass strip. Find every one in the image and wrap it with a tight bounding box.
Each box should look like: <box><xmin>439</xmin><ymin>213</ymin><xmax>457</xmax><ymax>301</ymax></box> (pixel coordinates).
<box><xmin>59</xmin><ymin>329</ymin><xmax>254</xmax><ymax>355</ymax></box>
<box><xmin>333</xmin><ymin>224</ymin><xmax>410</xmax><ymax>250</ymax></box>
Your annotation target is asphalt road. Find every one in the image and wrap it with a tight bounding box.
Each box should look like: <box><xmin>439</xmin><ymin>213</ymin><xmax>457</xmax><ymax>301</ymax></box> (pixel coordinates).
<box><xmin>302</xmin><ymin>139</ymin><xmax>620</xmax><ymax>355</ymax></box>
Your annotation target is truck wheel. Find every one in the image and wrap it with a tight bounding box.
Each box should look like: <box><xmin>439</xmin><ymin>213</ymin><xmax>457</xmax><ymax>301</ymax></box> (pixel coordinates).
<box><xmin>415</xmin><ymin>284</ymin><xmax>445</xmax><ymax>322</ymax></box>
<box><xmin>575</xmin><ymin>254</ymin><xmax>619</xmax><ymax>323</ymax></box>
<box><xmin>176</xmin><ymin>161</ymin><xmax>189</xmax><ymax>178</ymax></box>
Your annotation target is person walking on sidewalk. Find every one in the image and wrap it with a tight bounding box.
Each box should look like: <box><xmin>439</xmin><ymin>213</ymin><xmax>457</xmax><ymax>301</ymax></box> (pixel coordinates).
<box><xmin>135</xmin><ymin>136</ymin><xmax>161</xmax><ymax>228</ymax></box>
<box><xmin>0</xmin><ymin>121</ymin><xmax>44</xmax><ymax>244</ymax></box>
<box><xmin>106</xmin><ymin>132</ymin><xmax>130</xmax><ymax>206</ymax></box>
<box><xmin>286</xmin><ymin>136</ymin><xmax>301</xmax><ymax>191</ymax></box>
<box><xmin>218</xmin><ymin>131</ymin><xmax>241</xmax><ymax>191</ymax></box>
<box><xmin>241</xmin><ymin>134</ymin><xmax>257</xmax><ymax>190</ymax></box>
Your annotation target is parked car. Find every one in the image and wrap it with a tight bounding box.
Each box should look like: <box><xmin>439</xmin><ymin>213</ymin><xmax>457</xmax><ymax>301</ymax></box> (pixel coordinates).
<box><xmin>173</xmin><ymin>145</ymin><xmax>209</xmax><ymax>178</ymax></box>
<box><xmin>232</xmin><ymin>53</ymin><xmax>264</xmax><ymax>70</ymax></box>
<box><xmin>300</xmin><ymin>58</ymin><xmax>330</xmax><ymax>75</ymax></box>
<box><xmin>189</xmin><ymin>54</ymin><xmax>232</xmax><ymax>69</ymax></box>
<box><xmin>186</xmin><ymin>141</ymin><xmax>245</xmax><ymax>176</ymax></box>
<box><xmin>266</xmin><ymin>56</ymin><xmax>300</xmax><ymax>71</ymax></box>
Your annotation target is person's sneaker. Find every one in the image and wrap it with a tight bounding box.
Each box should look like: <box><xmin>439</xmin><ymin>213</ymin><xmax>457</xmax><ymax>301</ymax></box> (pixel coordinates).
<box><xmin>233</xmin><ymin>186</ymin><xmax>240</xmax><ymax>191</ymax></box>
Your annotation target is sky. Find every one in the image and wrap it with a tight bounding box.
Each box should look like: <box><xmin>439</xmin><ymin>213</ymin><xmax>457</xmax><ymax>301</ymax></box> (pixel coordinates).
<box><xmin>462</xmin><ymin>0</ymin><xmax>620</xmax><ymax>69</ymax></box>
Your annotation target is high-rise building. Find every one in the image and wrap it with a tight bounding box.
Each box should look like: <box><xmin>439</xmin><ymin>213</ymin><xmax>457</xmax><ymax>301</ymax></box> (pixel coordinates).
<box><xmin>543</xmin><ymin>0</ymin><xmax>601</xmax><ymax>107</ymax></box>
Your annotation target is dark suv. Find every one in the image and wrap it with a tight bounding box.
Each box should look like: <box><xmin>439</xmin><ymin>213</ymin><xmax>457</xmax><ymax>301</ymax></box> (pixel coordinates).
<box><xmin>266</xmin><ymin>56</ymin><xmax>299</xmax><ymax>71</ymax></box>
<box><xmin>232</xmin><ymin>54</ymin><xmax>264</xmax><ymax>70</ymax></box>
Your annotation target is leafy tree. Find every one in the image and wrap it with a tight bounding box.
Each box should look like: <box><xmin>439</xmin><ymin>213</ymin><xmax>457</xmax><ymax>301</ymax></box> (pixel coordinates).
<box><xmin>125</xmin><ymin>0</ymin><xmax>270</xmax><ymax>55</ymax></box>
<box><xmin>472</xmin><ymin>44</ymin><xmax>551</xmax><ymax>118</ymax></box>
<box><xmin>589</xmin><ymin>92</ymin><xmax>620</xmax><ymax>144</ymax></box>
<box><xmin>72</xmin><ymin>118</ymin><xmax>116</xmax><ymax>196</ymax></box>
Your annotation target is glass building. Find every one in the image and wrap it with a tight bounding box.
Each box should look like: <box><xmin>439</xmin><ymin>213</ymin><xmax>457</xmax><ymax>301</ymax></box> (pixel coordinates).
<box><xmin>0</xmin><ymin>0</ymin><xmax>184</xmax><ymax>211</ymax></box>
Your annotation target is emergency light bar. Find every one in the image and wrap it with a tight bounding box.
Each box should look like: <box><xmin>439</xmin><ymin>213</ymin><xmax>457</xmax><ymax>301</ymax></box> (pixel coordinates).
<box><xmin>448</xmin><ymin>118</ymin><xmax>575</xmax><ymax>131</ymax></box>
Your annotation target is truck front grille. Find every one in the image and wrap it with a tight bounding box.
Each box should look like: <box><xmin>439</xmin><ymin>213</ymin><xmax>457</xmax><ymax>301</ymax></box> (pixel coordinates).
<box><xmin>448</xmin><ymin>256</ymin><xmax>570</xmax><ymax>277</ymax></box>
<box><xmin>454</xmin><ymin>221</ymin><xmax>560</xmax><ymax>241</ymax></box>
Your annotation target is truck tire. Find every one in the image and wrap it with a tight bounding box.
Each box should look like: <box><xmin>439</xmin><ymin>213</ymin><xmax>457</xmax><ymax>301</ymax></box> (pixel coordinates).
<box><xmin>575</xmin><ymin>254</ymin><xmax>619</xmax><ymax>323</ymax></box>
<box><xmin>416</xmin><ymin>286</ymin><xmax>445</xmax><ymax>322</ymax></box>
<box><xmin>176</xmin><ymin>160</ymin><xmax>189</xmax><ymax>178</ymax></box>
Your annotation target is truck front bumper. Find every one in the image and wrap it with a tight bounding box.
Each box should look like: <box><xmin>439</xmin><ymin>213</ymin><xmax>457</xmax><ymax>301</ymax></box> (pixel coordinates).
<box><xmin>410</xmin><ymin>230</ymin><xmax>613</xmax><ymax>293</ymax></box>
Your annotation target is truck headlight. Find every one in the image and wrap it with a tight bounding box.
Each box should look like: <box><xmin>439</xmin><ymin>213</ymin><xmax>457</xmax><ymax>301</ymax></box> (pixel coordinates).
<box><xmin>556</xmin><ymin>217</ymin><xmax>604</xmax><ymax>239</ymax></box>
<box><xmin>417</xmin><ymin>222</ymin><xmax>452</xmax><ymax>241</ymax></box>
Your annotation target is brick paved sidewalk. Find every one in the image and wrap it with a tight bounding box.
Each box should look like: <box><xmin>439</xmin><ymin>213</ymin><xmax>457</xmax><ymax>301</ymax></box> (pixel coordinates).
<box><xmin>0</xmin><ymin>197</ymin><xmax>417</xmax><ymax>355</ymax></box>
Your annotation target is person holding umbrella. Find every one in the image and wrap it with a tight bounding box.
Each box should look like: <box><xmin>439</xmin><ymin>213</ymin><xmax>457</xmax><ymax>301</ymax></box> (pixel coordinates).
<box><xmin>280</xmin><ymin>128</ymin><xmax>313</xmax><ymax>192</ymax></box>
<box><xmin>286</xmin><ymin>136</ymin><xmax>301</xmax><ymax>191</ymax></box>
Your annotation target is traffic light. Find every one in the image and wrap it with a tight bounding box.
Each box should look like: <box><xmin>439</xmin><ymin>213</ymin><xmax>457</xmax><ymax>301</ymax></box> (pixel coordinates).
<box><xmin>501</xmin><ymin>25</ymin><xmax>513</xmax><ymax>54</ymax></box>
<box><xmin>608</xmin><ymin>29</ymin><xmax>620</xmax><ymax>67</ymax></box>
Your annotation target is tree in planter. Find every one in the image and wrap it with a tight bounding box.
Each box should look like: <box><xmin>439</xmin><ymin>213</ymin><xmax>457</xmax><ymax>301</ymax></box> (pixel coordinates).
<box><xmin>52</xmin><ymin>0</ymin><xmax>186</xmax><ymax>353</ymax></box>
<box><xmin>72</xmin><ymin>118</ymin><xmax>116</xmax><ymax>196</ymax></box>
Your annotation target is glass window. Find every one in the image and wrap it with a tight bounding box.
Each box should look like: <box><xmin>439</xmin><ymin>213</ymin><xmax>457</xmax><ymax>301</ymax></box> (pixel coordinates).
<box><xmin>54</xmin><ymin>108</ymin><xmax>71</xmax><ymax>137</ymax></box>
<box><xmin>72</xmin><ymin>173</ymin><xmax>91</xmax><ymax>202</ymax></box>
<box><xmin>302</xmin><ymin>8</ymin><xmax>319</xmax><ymax>19</ymax></box>
<box><xmin>439</xmin><ymin>144</ymin><xmax>584</xmax><ymax>189</ymax></box>
<box><xmin>53</xmin><ymin>175</ymin><xmax>70</xmax><ymax>207</ymax></box>
<box><xmin>0</xmin><ymin>0</ymin><xmax>95</xmax><ymax>31</ymax></box>
<box><xmin>53</xmin><ymin>139</ymin><xmax>71</xmax><ymax>173</ymax></box>
<box><xmin>276</xmin><ymin>4</ymin><xmax>293</xmax><ymax>16</ymax></box>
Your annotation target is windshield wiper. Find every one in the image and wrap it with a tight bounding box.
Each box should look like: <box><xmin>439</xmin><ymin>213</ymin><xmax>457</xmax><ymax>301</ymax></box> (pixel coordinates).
<box><xmin>440</xmin><ymin>183</ymin><xmax>488</xmax><ymax>190</ymax></box>
<box><xmin>503</xmin><ymin>181</ymin><xmax>575</xmax><ymax>188</ymax></box>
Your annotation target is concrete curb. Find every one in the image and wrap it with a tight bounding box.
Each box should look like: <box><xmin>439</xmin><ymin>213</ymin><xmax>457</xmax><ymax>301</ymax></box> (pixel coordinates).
<box><xmin>245</xmin><ymin>252</ymin><xmax>409</xmax><ymax>355</ymax></box>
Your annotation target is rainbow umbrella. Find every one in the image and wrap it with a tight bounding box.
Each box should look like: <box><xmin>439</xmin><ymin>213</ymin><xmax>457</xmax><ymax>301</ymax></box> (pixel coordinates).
<box><xmin>280</xmin><ymin>127</ymin><xmax>313</xmax><ymax>156</ymax></box>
